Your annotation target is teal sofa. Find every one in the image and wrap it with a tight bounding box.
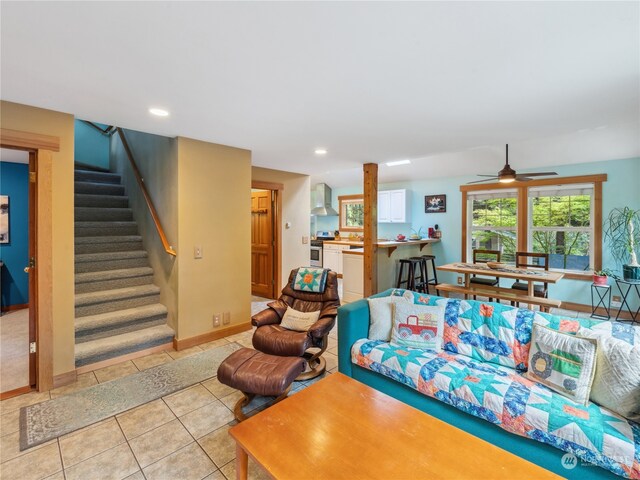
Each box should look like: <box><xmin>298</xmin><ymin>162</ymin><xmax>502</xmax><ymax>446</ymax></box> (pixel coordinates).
<box><xmin>337</xmin><ymin>289</ymin><xmax>639</xmax><ymax>479</ymax></box>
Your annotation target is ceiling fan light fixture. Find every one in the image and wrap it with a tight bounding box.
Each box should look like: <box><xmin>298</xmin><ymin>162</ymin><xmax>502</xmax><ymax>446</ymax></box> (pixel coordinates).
<box><xmin>499</xmin><ymin>176</ymin><xmax>516</xmax><ymax>183</ymax></box>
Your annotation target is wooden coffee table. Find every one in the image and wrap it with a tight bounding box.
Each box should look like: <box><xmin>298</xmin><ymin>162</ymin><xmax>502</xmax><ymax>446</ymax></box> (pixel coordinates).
<box><xmin>229</xmin><ymin>373</ymin><xmax>560</xmax><ymax>479</ymax></box>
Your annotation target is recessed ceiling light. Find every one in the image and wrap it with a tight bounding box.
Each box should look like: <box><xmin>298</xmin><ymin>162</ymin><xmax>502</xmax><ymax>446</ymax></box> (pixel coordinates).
<box><xmin>149</xmin><ymin>107</ymin><xmax>169</xmax><ymax>117</ymax></box>
<box><xmin>386</xmin><ymin>160</ymin><xmax>411</xmax><ymax>167</ymax></box>
<box><xmin>314</xmin><ymin>149</ymin><xmax>328</xmax><ymax>155</ymax></box>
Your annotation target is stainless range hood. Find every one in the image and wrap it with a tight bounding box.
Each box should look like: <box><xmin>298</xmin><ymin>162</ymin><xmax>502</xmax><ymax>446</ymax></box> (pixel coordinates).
<box><xmin>311</xmin><ymin>183</ymin><xmax>339</xmax><ymax>216</ymax></box>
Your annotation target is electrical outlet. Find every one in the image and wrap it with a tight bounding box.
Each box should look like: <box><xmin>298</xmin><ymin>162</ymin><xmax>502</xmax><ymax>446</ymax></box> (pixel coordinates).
<box><xmin>302</xmin><ymin>236</ymin><xmax>309</xmax><ymax>244</ymax></box>
<box><xmin>213</xmin><ymin>314</ymin><xmax>221</xmax><ymax>327</ymax></box>
<box><xmin>223</xmin><ymin>312</ymin><xmax>231</xmax><ymax>325</ymax></box>
<box><xmin>457</xmin><ymin>276</ymin><xmax>463</xmax><ymax>285</ymax></box>
<box><xmin>194</xmin><ymin>246</ymin><xmax>203</xmax><ymax>259</ymax></box>
<box><xmin>612</xmin><ymin>295</ymin><xmax>622</xmax><ymax>307</ymax></box>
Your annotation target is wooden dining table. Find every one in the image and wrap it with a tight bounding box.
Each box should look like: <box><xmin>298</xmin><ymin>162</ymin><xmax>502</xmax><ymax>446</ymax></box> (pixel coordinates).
<box><xmin>436</xmin><ymin>262</ymin><xmax>565</xmax><ymax>309</ymax></box>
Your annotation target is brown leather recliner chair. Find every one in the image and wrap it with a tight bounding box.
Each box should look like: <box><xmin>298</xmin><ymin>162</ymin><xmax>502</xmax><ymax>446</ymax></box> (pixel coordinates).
<box><xmin>252</xmin><ymin>268</ymin><xmax>340</xmax><ymax>380</ymax></box>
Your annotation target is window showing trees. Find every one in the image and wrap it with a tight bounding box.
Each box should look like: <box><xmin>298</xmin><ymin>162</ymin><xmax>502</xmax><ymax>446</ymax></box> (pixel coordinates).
<box><xmin>339</xmin><ymin>195</ymin><xmax>364</xmax><ymax>231</ymax></box>
<box><xmin>469</xmin><ymin>190</ymin><xmax>518</xmax><ymax>263</ymax></box>
<box><xmin>529</xmin><ymin>186</ymin><xmax>593</xmax><ymax>271</ymax></box>
<box><xmin>464</xmin><ymin>179</ymin><xmax>601</xmax><ymax>275</ymax></box>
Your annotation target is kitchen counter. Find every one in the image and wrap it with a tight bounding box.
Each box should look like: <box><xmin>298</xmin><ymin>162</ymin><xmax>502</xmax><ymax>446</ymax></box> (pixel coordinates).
<box><xmin>324</xmin><ymin>238</ymin><xmax>439</xmax><ymax>257</ymax></box>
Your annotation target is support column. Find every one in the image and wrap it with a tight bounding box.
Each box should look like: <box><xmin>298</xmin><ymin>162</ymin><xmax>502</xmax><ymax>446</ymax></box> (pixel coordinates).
<box><xmin>363</xmin><ymin>163</ymin><xmax>378</xmax><ymax>296</ymax></box>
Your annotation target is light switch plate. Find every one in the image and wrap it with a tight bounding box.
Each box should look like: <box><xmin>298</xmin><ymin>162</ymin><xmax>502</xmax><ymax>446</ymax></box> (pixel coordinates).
<box><xmin>194</xmin><ymin>246</ymin><xmax>203</xmax><ymax>259</ymax></box>
<box><xmin>302</xmin><ymin>236</ymin><xmax>309</xmax><ymax>244</ymax></box>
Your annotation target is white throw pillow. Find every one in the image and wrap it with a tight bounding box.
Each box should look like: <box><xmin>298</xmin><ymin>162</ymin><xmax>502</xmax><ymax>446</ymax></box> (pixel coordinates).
<box><xmin>368</xmin><ymin>293</ymin><xmax>413</xmax><ymax>341</ymax></box>
<box><xmin>391</xmin><ymin>302</ymin><xmax>445</xmax><ymax>350</ymax></box>
<box><xmin>280</xmin><ymin>307</ymin><xmax>320</xmax><ymax>332</ymax></box>
<box><xmin>525</xmin><ymin>324</ymin><xmax>597</xmax><ymax>405</ymax></box>
<box><xmin>578</xmin><ymin>327</ymin><xmax>640</xmax><ymax>420</ymax></box>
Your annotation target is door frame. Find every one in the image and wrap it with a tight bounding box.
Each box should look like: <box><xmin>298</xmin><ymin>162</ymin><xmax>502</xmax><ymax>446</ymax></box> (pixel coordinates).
<box><xmin>251</xmin><ymin>181</ymin><xmax>283</xmax><ymax>298</ymax></box>
<box><xmin>1</xmin><ymin>128</ymin><xmax>58</xmax><ymax>396</ymax></box>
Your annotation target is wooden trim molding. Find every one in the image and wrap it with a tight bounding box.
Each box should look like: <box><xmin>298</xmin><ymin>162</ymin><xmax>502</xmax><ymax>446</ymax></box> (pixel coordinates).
<box><xmin>461</xmin><ymin>191</ymin><xmax>468</xmax><ymax>262</ymax></box>
<box><xmin>0</xmin><ymin>386</ymin><xmax>33</xmax><ymax>401</ymax></box>
<box><xmin>593</xmin><ymin>181</ymin><xmax>603</xmax><ymax>272</ymax></box>
<box><xmin>252</xmin><ymin>180</ymin><xmax>284</xmax><ymax>191</ymax></box>
<box><xmin>36</xmin><ymin>149</ymin><xmax>54</xmax><ymax>392</ymax></box>
<box><xmin>561</xmin><ymin>301</ymin><xmax>634</xmax><ymax>321</ymax></box>
<box><xmin>53</xmin><ymin>370</ymin><xmax>78</xmax><ymax>389</ymax></box>
<box><xmin>516</xmin><ymin>186</ymin><xmax>528</xmax><ymax>253</ymax></box>
<box><xmin>0</xmin><ymin>128</ymin><xmax>60</xmax><ymax>152</ymax></box>
<box><xmin>173</xmin><ymin>322</ymin><xmax>252</xmax><ymax>351</ymax></box>
<box><xmin>339</xmin><ymin>194</ymin><xmax>365</xmax><ymax>232</ymax></box>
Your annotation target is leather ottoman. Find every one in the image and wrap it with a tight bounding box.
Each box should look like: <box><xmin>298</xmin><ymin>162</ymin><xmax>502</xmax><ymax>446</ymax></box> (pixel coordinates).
<box><xmin>217</xmin><ymin>348</ymin><xmax>305</xmax><ymax>421</ymax></box>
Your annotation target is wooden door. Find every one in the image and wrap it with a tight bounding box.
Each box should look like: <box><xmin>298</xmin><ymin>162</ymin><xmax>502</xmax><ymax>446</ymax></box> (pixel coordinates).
<box><xmin>251</xmin><ymin>190</ymin><xmax>274</xmax><ymax>298</ymax></box>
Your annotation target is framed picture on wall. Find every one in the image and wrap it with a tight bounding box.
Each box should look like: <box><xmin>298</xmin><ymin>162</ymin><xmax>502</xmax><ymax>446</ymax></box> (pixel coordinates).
<box><xmin>0</xmin><ymin>195</ymin><xmax>8</xmax><ymax>243</ymax></box>
<box><xmin>425</xmin><ymin>194</ymin><xmax>446</xmax><ymax>213</ymax></box>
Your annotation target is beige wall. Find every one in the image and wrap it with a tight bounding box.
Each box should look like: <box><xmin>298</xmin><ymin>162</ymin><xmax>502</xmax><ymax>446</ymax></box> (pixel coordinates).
<box><xmin>110</xmin><ymin>130</ymin><xmax>179</xmax><ymax>330</ymax></box>
<box><xmin>176</xmin><ymin>137</ymin><xmax>251</xmax><ymax>339</ymax></box>
<box><xmin>0</xmin><ymin>101</ymin><xmax>75</xmax><ymax>376</ymax></box>
<box><xmin>252</xmin><ymin>167</ymin><xmax>311</xmax><ymax>288</ymax></box>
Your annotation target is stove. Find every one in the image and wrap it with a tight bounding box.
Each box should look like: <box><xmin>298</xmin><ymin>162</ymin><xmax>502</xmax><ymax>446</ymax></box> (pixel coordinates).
<box><xmin>310</xmin><ymin>231</ymin><xmax>335</xmax><ymax>267</ymax></box>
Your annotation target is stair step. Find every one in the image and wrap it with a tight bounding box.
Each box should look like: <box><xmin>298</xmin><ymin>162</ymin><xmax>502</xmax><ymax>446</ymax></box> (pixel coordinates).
<box><xmin>75</xmin><ymin>194</ymin><xmax>129</xmax><ymax>208</ymax></box>
<box><xmin>75</xmin><ymin>221</ymin><xmax>138</xmax><ymax>237</ymax></box>
<box><xmin>75</xmin><ymin>266</ymin><xmax>154</xmax><ymax>293</ymax></box>
<box><xmin>75</xmin><ymin>169</ymin><xmax>121</xmax><ymax>184</ymax></box>
<box><xmin>75</xmin><ymin>235</ymin><xmax>144</xmax><ymax>254</ymax></box>
<box><xmin>74</xmin><ymin>324</ymin><xmax>175</xmax><ymax>367</ymax></box>
<box><xmin>75</xmin><ymin>250</ymin><xmax>148</xmax><ymax>273</ymax></box>
<box><xmin>75</xmin><ymin>181</ymin><xmax>125</xmax><ymax>196</ymax></box>
<box><xmin>75</xmin><ymin>304</ymin><xmax>168</xmax><ymax>343</ymax></box>
<box><xmin>75</xmin><ymin>284</ymin><xmax>160</xmax><ymax>317</ymax></box>
<box><xmin>75</xmin><ymin>207</ymin><xmax>133</xmax><ymax>222</ymax></box>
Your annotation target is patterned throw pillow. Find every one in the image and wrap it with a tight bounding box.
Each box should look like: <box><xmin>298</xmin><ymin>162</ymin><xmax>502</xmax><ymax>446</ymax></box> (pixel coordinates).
<box><xmin>368</xmin><ymin>292</ymin><xmax>413</xmax><ymax>341</ymax></box>
<box><xmin>280</xmin><ymin>307</ymin><xmax>320</xmax><ymax>332</ymax></box>
<box><xmin>391</xmin><ymin>301</ymin><xmax>445</xmax><ymax>350</ymax></box>
<box><xmin>291</xmin><ymin>267</ymin><xmax>328</xmax><ymax>293</ymax></box>
<box><xmin>442</xmin><ymin>299</ymin><xmax>534</xmax><ymax>370</ymax></box>
<box><xmin>525</xmin><ymin>324</ymin><xmax>597</xmax><ymax>405</ymax></box>
<box><xmin>578</xmin><ymin>327</ymin><xmax>640</xmax><ymax>420</ymax></box>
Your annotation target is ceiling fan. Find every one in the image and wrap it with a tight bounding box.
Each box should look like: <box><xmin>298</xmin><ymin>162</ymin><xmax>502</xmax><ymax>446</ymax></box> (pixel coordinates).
<box><xmin>468</xmin><ymin>144</ymin><xmax>558</xmax><ymax>184</ymax></box>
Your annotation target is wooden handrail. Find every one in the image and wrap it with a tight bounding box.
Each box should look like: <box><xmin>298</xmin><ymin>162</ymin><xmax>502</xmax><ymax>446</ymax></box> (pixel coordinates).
<box><xmin>115</xmin><ymin>128</ymin><xmax>176</xmax><ymax>257</ymax></box>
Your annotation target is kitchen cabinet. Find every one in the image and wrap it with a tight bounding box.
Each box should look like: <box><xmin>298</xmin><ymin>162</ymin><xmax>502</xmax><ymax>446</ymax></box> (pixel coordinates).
<box><xmin>378</xmin><ymin>189</ymin><xmax>410</xmax><ymax>223</ymax></box>
<box><xmin>323</xmin><ymin>243</ymin><xmax>351</xmax><ymax>275</ymax></box>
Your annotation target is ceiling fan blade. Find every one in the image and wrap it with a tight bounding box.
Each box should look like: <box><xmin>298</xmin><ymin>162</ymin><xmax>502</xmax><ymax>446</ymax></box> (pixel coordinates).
<box><xmin>517</xmin><ymin>172</ymin><xmax>558</xmax><ymax>177</ymax></box>
<box><xmin>476</xmin><ymin>175</ymin><xmax>500</xmax><ymax>177</ymax></box>
<box><xmin>467</xmin><ymin>177</ymin><xmax>499</xmax><ymax>184</ymax></box>
<box><xmin>515</xmin><ymin>177</ymin><xmax>533</xmax><ymax>182</ymax></box>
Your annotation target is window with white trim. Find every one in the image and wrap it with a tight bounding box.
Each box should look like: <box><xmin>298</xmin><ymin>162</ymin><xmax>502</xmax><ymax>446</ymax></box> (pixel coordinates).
<box><xmin>468</xmin><ymin>190</ymin><xmax>518</xmax><ymax>263</ymax></box>
<box><xmin>528</xmin><ymin>185</ymin><xmax>594</xmax><ymax>271</ymax></box>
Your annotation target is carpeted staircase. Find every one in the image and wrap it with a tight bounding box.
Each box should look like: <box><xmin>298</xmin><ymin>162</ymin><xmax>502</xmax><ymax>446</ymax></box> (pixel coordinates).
<box><xmin>74</xmin><ymin>166</ymin><xmax>174</xmax><ymax>367</ymax></box>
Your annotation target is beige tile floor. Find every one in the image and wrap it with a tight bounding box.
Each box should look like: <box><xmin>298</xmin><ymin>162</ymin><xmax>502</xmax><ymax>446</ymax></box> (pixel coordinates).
<box><xmin>0</xmin><ymin>308</ymin><xmax>29</xmax><ymax>393</ymax></box>
<box><xmin>0</xmin><ymin>324</ymin><xmax>339</xmax><ymax>480</ymax></box>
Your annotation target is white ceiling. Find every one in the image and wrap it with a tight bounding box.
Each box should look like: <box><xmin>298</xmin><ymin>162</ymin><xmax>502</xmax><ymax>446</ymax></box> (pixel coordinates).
<box><xmin>1</xmin><ymin>2</ymin><xmax>638</xmax><ymax>186</ymax></box>
<box><xmin>0</xmin><ymin>148</ymin><xmax>29</xmax><ymax>164</ymax></box>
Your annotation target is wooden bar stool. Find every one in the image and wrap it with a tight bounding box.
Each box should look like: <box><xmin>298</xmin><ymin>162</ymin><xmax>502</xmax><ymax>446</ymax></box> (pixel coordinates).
<box><xmin>420</xmin><ymin>255</ymin><xmax>439</xmax><ymax>295</ymax></box>
<box><xmin>396</xmin><ymin>258</ymin><xmax>423</xmax><ymax>291</ymax></box>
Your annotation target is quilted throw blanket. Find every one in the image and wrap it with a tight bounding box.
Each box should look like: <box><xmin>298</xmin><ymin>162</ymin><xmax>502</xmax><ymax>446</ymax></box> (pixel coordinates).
<box><xmin>351</xmin><ymin>339</ymin><xmax>640</xmax><ymax>478</ymax></box>
<box><xmin>291</xmin><ymin>267</ymin><xmax>328</xmax><ymax>293</ymax></box>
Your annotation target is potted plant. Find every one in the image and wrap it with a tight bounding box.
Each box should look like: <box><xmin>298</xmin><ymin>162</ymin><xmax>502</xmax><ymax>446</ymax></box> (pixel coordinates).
<box><xmin>593</xmin><ymin>269</ymin><xmax>615</xmax><ymax>285</ymax></box>
<box><xmin>604</xmin><ymin>207</ymin><xmax>640</xmax><ymax>281</ymax></box>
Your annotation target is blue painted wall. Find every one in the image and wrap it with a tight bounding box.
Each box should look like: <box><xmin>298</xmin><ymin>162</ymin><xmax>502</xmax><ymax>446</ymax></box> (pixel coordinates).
<box><xmin>0</xmin><ymin>161</ymin><xmax>29</xmax><ymax>307</ymax></box>
<box><xmin>312</xmin><ymin>157</ymin><xmax>640</xmax><ymax>307</ymax></box>
<box><xmin>74</xmin><ymin>119</ymin><xmax>110</xmax><ymax>169</ymax></box>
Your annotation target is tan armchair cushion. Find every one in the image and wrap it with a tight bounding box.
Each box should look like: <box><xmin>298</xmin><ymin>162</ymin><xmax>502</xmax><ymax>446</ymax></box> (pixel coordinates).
<box><xmin>280</xmin><ymin>307</ymin><xmax>321</xmax><ymax>332</ymax></box>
